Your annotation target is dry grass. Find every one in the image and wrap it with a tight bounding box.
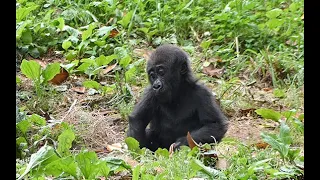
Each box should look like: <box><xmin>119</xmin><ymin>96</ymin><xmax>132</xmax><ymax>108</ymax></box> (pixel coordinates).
<box><xmin>58</xmin><ymin>105</ymin><xmax>126</xmax><ymax>149</ymax></box>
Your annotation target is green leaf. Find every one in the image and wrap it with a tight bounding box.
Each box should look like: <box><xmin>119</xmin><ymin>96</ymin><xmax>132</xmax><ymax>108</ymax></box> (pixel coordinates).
<box><xmin>97</xmin><ymin>26</ymin><xmax>113</xmax><ymax>37</ymax></box>
<box><xmin>279</xmin><ymin>121</ymin><xmax>292</xmax><ymax>145</ymax></box>
<box><xmin>266</xmin><ymin>19</ymin><xmax>284</xmax><ymax>29</ymax></box>
<box><xmin>155</xmin><ymin>148</ymin><xmax>169</xmax><ymax>158</ymax></box>
<box><xmin>77</xmin><ymin>62</ymin><xmax>92</xmax><ymax>72</ymax></box>
<box><xmin>75</xmin><ymin>151</ymin><xmax>99</xmax><ymax>179</ymax></box>
<box><xmin>95</xmin><ymin>55</ymin><xmax>107</xmax><ymax>66</ymax></box>
<box><xmin>16</xmin><ymin>76</ymin><xmax>22</xmax><ymax>85</ymax></box>
<box><xmin>16</xmin><ymin>4</ymin><xmax>39</xmax><ymax>22</ymax></box>
<box><xmin>65</xmin><ymin>50</ymin><xmax>77</xmax><ymax>60</ymax></box>
<box><xmin>45</xmin><ymin>156</ymin><xmax>77</xmax><ymax>178</ymax></box>
<box><xmin>289</xmin><ymin>3</ymin><xmax>299</xmax><ymax>12</ymax></box>
<box><xmin>125</xmin><ymin>66</ymin><xmax>136</xmax><ymax>82</ymax></box>
<box><xmin>266</xmin><ymin>8</ymin><xmax>282</xmax><ymax>19</ymax></box>
<box><xmin>281</xmin><ymin>109</ymin><xmax>297</xmax><ymax>120</ymax></box>
<box><xmin>119</xmin><ymin>11</ymin><xmax>133</xmax><ymax>28</ymax></box>
<box><xmin>125</xmin><ymin>137</ymin><xmax>140</xmax><ymax>153</ymax></box>
<box><xmin>82</xmin><ymin>24</ymin><xmax>96</xmax><ymax>41</ymax></box>
<box><xmin>20</xmin><ymin>60</ymin><xmax>41</xmax><ymax>81</ymax></box>
<box><xmin>255</xmin><ymin>108</ymin><xmax>281</xmax><ymax>121</ymax></box>
<box><xmin>18</xmin><ymin>145</ymin><xmax>59</xmax><ymax>180</ymax></box>
<box><xmin>21</xmin><ymin>29</ymin><xmax>32</xmax><ymax>44</ymax></box>
<box><xmin>43</xmin><ymin>62</ymin><xmax>61</xmax><ymax>82</ymax></box>
<box><xmin>200</xmin><ymin>39</ymin><xmax>213</xmax><ymax>50</ymax></box>
<box><xmin>261</xmin><ymin>132</ymin><xmax>289</xmax><ymax>159</ymax></box>
<box><xmin>16</xmin><ymin>20</ymin><xmax>31</xmax><ymax>39</ymax></box>
<box><xmin>191</xmin><ymin>159</ymin><xmax>224</xmax><ymax>178</ymax></box>
<box><xmin>62</xmin><ymin>40</ymin><xmax>72</xmax><ymax>50</ymax></box>
<box><xmin>83</xmin><ymin>80</ymin><xmax>101</xmax><ymax>90</ymax></box>
<box><xmin>57</xmin><ymin>129</ymin><xmax>75</xmax><ymax>157</ymax></box>
<box><xmin>97</xmin><ymin>161</ymin><xmax>111</xmax><ymax>177</ymax></box>
<box><xmin>103</xmin><ymin>157</ymin><xmax>131</xmax><ymax>172</ymax></box>
<box><xmin>28</xmin><ymin>114</ymin><xmax>46</xmax><ymax>126</ymax></box>
<box><xmin>132</xmin><ymin>165</ymin><xmax>141</xmax><ymax>180</ymax></box>
<box><xmin>55</xmin><ymin>17</ymin><xmax>65</xmax><ymax>31</ymax></box>
<box><xmin>16</xmin><ymin>119</ymin><xmax>31</xmax><ymax>134</ymax></box>
<box><xmin>119</xmin><ymin>55</ymin><xmax>132</xmax><ymax>68</ymax></box>
<box><xmin>16</xmin><ymin>137</ymin><xmax>27</xmax><ymax>148</ymax></box>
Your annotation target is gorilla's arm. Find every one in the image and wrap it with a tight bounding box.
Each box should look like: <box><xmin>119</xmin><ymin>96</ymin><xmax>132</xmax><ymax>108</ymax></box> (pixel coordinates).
<box><xmin>127</xmin><ymin>87</ymin><xmax>154</xmax><ymax>147</ymax></box>
<box><xmin>175</xmin><ymin>87</ymin><xmax>228</xmax><ymax>147</ymax></box>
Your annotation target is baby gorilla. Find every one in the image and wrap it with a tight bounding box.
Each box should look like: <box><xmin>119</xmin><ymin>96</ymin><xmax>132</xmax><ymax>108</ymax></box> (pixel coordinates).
<box><xmin>127</xmin><ymin>44</ymin><xmax>228</xmax><ymax>151</ymax></box>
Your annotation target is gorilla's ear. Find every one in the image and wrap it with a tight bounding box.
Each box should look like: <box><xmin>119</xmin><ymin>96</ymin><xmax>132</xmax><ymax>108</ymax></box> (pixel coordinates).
<box><xmin>181</xmin><ymin>62</ymin><xmax>188</xmax><ymax>74</ymax></box>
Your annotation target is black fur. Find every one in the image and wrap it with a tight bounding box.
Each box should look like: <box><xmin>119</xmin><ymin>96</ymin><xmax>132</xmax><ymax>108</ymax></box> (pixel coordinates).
<box><xmin>127</xmin><ymin>44</ymin><xmax>228</xmax><ymax>151</ymax></box>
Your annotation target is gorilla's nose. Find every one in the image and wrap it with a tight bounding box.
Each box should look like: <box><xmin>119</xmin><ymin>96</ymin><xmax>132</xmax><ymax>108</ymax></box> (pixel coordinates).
<box><xmin>152</xmin><ymin>80</ymin><xmax>162</xmax><ymax>90</ymax></box>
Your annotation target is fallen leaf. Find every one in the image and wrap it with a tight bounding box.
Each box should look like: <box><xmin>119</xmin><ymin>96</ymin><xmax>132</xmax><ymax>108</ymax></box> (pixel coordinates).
<box><xmin>103</xmin><ymin>63</ymin><xmax>117</xmax><ymax>74</ymax></box>
<box><xmin>255</xmin><ymin>142</ymin><xmax>269</xmax><ymax>149</ymax></box>
<box><xmin>71</xmin><ymin>87</ymin><xmax>86</xmax><ymax>94</ymax></box>
<box><xmin>125</xmin><ymin>158</ymin><xmax>139</xmax><ymax>167</ymax></box>
<box><xmin>187</xmin><ymin>131</ymin><xmax>200</xmax><ymax>149</ymax></box>
<box><xmin>301</xmin><ymin>14</ymin><xmax>304</xmax><ymax>20</ymax></box>
<box><xmin>215</xmin><ymin>158</ymin><xmax>228</xmax><ymax>170</ymax></box>
<box><xmin>202</xmin><ymin>65</ymin><xmax>224</xmax><ymax>78</ymax></box>
<box><xmin>49</xmin><ymin>67</ymin><xmax>69</xmax><ymax>85</ymax></box>
<box><xmin>262</xmin><ymin>87</ymin><xmax>273</xmax><ymax>92</ymax></box>
<box><xmin>106</xmin><ymin>143</ymin><xmax>123</xmax><ymax>152</ymax></box>
<box><xmin>155</xmin><ymin>167</ymin><xmax>164</xmax><ymax>173</ymax></box>
<box><xmin>133</xmin><ymin>49</ymin><xmax>153</xmax><ymax>60</ymax></box>
<box><xmin>109</xmin><ymin>29</ymin><xmax>119</xmax><ymax>38</ymax></box>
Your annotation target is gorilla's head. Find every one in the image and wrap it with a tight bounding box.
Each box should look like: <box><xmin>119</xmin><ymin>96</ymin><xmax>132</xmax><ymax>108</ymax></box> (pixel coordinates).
<box><xmin>147</xmin><ymin>44</ymin><xmax>196</xmax><ymax>103</ymax></box>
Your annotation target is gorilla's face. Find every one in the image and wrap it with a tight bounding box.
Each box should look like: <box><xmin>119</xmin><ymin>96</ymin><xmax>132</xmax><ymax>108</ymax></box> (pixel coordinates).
<box><xmin>146</xmin><ymin>45</ymin><xmax>191</xmax><ymax>103</ymax></box>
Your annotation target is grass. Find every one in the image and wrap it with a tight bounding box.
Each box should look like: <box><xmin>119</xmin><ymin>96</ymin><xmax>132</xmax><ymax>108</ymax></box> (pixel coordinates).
<box><xmin>16</xmin><ymin>0</ymin><xmax>304</xmax><ymax>179</ymax></box>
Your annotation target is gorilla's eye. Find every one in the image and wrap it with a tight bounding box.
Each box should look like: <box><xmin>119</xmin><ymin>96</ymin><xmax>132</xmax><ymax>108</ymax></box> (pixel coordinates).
<box><xmin>157</xmin><ymin>68</ymin><xmax>165</xmax><ymax>76</ymax></box>
<box><xmin>149</xmin><ymin>72</ymin><xmax>156</xmax><ymax>80</ymax></box>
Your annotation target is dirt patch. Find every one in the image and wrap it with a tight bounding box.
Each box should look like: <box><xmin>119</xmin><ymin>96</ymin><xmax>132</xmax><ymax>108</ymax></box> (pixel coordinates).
<box><xmin>225</xmin><ymin>116</ymin><xmax>279</xmax><ymax>144</ymax></box>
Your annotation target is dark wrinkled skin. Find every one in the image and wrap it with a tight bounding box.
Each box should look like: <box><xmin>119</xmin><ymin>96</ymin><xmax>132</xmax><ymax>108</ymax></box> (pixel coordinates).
<box><xmin>127</xmin><ymin>44</ymin><xmax>229</xmax><ymax>151</ymax></box>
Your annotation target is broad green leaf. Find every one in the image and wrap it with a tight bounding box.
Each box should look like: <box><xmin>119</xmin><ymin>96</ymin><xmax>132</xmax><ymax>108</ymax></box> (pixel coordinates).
<box><xmin>75</xmin><ymin>151</ymin><xmax>99</xmax><ymax>179</ymax></box>
<box><xmin>97</xmin><ymin>161</ymin><xmax>111</xmax><ymax>177</ymax></box>
<box><xmin>16</xmin><ymin>76</ymin><xmax>22</xmax><ymax>85</ymax></box>
<box><xmin>82</xmin><ymin>24</ymin><xmax>96</xmax><ymax>41</ymax></box>
<box><xmin>28</xmin><ymin>114</ymin><xmax>46</xmax><ymax>126</ymax></box>
<box><xmin>95</xmin><ymin>55</ymin><xmax>107</xmax><ymax>66</ymax></box>
<box><xmin>191</xmin><ymin>159</ymin><xmax>224</xmax><ymax>178</ymax></box>
<box><xmin>132</xmin><ymin>165</ymin><xmax>141</xmax><ymax>180</ymax></box>
<box><xmin>21</xmin><ymin>29</ymin><xmax>32</xmax><ymax>44</ymax></box>
<box><xmin>281</xmin><ymin>109</ymin><xmax>297</xmax><ymax>120</ymax></box>
<box><xmin>279</xmin><ymin>121</ymin><xmax>292</xmax><ymax>145</ymax></box>
<box><xmin>255</xmin><ymin>108</ymin><xmax>281</xmax><ymax>121</ymax></box>
<box><xmin>125</xmin><ymin>66</ymin><xmax>137</xmax><ymax>82</ymax></box>
<box><xmin>18</xmin><ymin>145</ymin><xmax>59</xmax><ymax>180</ymax></box>
<box><xmin>16</xmin><ymin>20</ymin><xmax>31</xmax><ymax>39</ymax></box>
<box><xmin>57</xmin><ymin>129</ymin><xmax>75</xmax><ymax>157</ymax></box>
<box><xmin>155</xmin><ymin>148</ymin><xmax>169</xmax><ymax>158</ymax></box>
<box><xmin>43</xmin><ymin>62</ymin><xmax>61</xmax><ymax>82</ymax></box>
<box><xmin>55</xmin><ymin>17</ymin><xmax>65</xmax><ymax>31</ymax></box>
<box><xmin>266</xmin><ymin>8</ymin><xmax>282</xmax><ymax>19</ymax></box>
<box><xmin>83</xmin><ymin>80</ymin><xmax>101</xmax><ymax>90</ymax></box>
<box><xmin>77</xmin><ymin>62</ymin><xmax>92</xmax><ymax>72</ymax></box>
<box><xmin>138</xmin><ymin>27</ymin><xmax>149</xmax><ymax>34</ymax></box>
<box><xmin>200</xmin><ymin>39</ymin><xmax>213</xmax><ymax>50</ymax></box>
<box><xmin>114</xmin><ymin>47</ymin><xmax>128</xmax><ymax>59</ymax></box>
<box><xmin>298</xmin><ymin>114</ymin><xmax>304</xmax><ymax>121</ymax></box>
<box><xmin>125</xmin><ymin>137</ymin><xmax>140</xmax><ymax>153</ymax></box>
<box><xmin>97</xmin><ymin>26</ymin><xmax>113</xmax><ymax>37</ymax></box>
<box><xmin>16</xmin><ymin>137</ymin><xmax>27</xmax><ymax>147</ymax></box>
<box><xmin>103</xmin><ymin>157</ymin><xmax>131</xmax><ymax>172</ymax></box>
<box><xmin>16</xmin><ymin>5</ymin><xmax>39</xmax><ymax>22</ymax></box>
<box><xmin>119</xmin><ymin>55</ymin><xmax>132</xmax><ymax>68</ymax></box>
<box><xmin>20</xmin><ymin>60</ymin><xmax>41</xmax><ymax>81</ymax></box>
<box><xmin>29</xmin><ymin>47</ymin><xmax>41</xmax><ymax>58</ymax></box>
<box><xmin>62</xmin><ymin>40</ymin><xmax>72</xmax><ymax>50</ymax></box>
<box><xmin>289</xmin><ymin>3</ymin><xmax>299</xmax><ymax>12</ymax></box>
<box><xmin>266</xmin><ymin>19</ymin><xmax>284</xmax><ymax>29</ymax></box>
<box><xmin>45</xmin><ymin>156</ymin><xmax>77</xmax><ymax>178</ymax></box>
<box><xmin>287</xmin><ymin>149</ymin><xmax>300</xmax><ymax>162</ymax></box>
<box><xmin>118</xmin><ymin>11</ymin><xmax>133</xmax><ymax>28</ymax></box>
<box><xmin>65</xmin><ymin>50</ymin><xmax>77</xmax><ymax>60</ymax></box>
<box><xmin>261</xmin><ymin>132</ymin><xmax>289</xmax><ymax>159</ymax></box>
<box><xmin>16</xmin><ymin>120</ymin><xmax>31</xmax><ymax>134</ymax></box>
